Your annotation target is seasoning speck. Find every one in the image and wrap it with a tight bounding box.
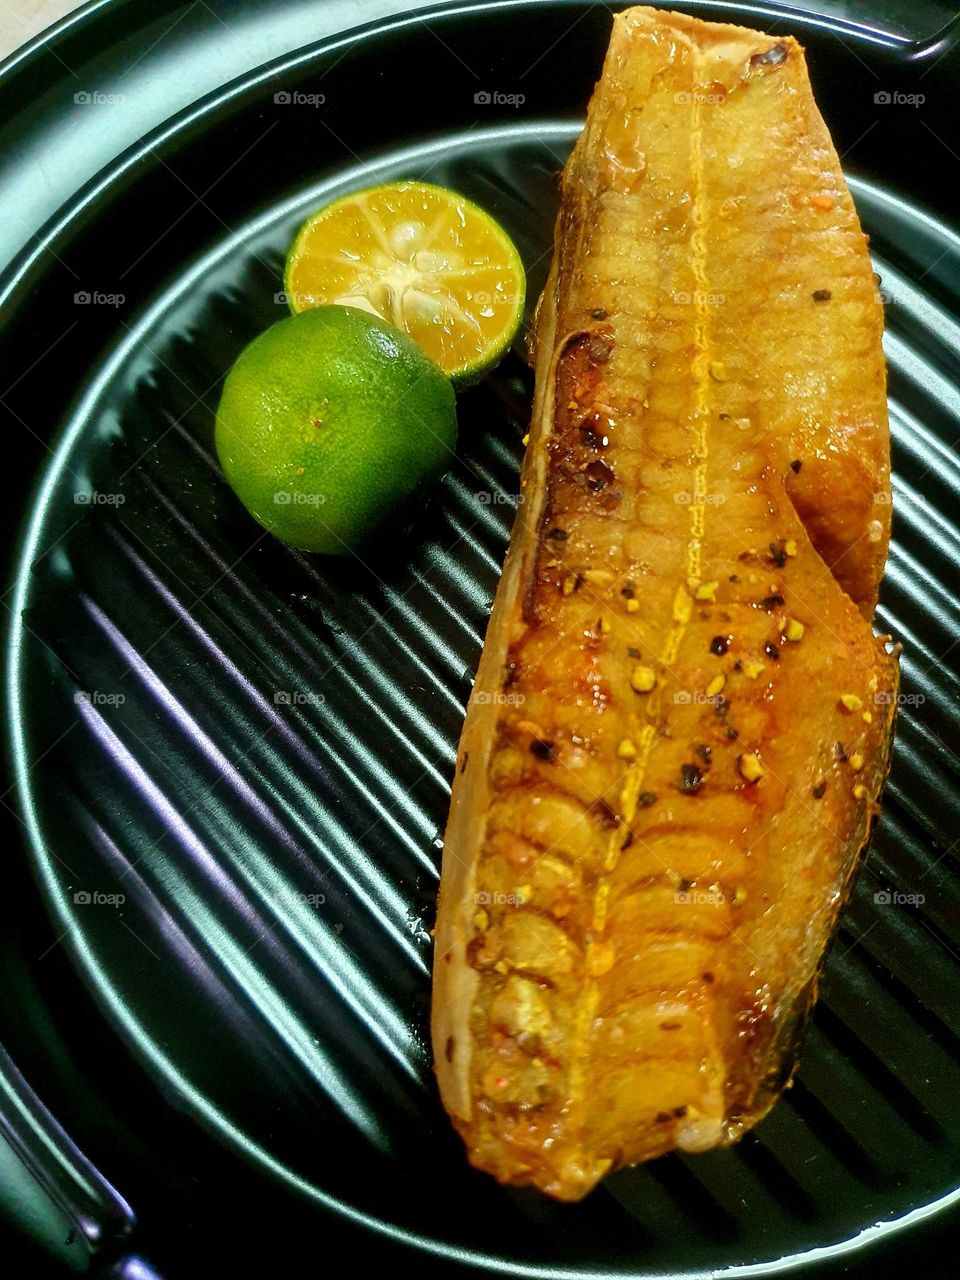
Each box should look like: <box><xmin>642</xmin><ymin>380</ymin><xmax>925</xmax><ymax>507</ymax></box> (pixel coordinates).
<box><xmin>812</xmin><ymin>289</ymin><xmax>832</xmax><ymax>302</ymax></box>
<box><xmin>631</xmin><ymin>665</ymin><xmax>657</xmax><ymax>693</ymax></box>
<box><xmin>784</xmin><ymin>618</ymin><xmax>804</xmax><ymax>642</ymax></box>
<box><xmin>617</xmin><ymin>738</ymin><xmax>637</xmax><ymax>760</ymax></box>
<box><xmin>738</xmin><ymin>752</ymin><xmax>763</xmax><ymax>783</ymax></box>
<box><xmin>679</xmin><ymin>763</ymin><xmax>704</xmax><ymax>793</ymax></box>
<box><xmin>839</xmin><ymin>693</ymin><xmax>863</xmax><ymax>712</ymax></box>
<box><xmin>710</xmin><ymin>634</ymin><xmax>730</xmax><ymax>656</ymax></box>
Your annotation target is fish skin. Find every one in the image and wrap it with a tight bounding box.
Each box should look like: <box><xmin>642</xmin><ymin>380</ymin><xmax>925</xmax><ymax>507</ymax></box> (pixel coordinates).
<box><xmin>432</xmin><ymin>5</ymin><xmax>898</xmax><ymax>1201</ymax></box>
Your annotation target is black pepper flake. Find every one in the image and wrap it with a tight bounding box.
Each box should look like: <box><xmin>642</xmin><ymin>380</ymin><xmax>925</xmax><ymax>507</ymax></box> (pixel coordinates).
<box><xmin>768</xmin><ymin>542</ymin><xmax>788</xmax><ymax>568</ymax></box>
<box><xmin>584</xmin><ymin>458</ymin><xmax>615</xmax><ymax>490</ymax></box>
<box><xmin>695</xmin><ymin>743</ymin><xmax>713</xmax><ymax>764</ymax></box>
<box><xmin>445</xmin><ymin>1035</ymin><xmax>455</xmax><ymax>1063</ymax></box>
<box><xmin>655</xmin><ymin>1110</ymin><xmax>672</xmax><ymax>1124</ymax></box>
<box><xmin>459</xmin><ymin>753</ymin><xmax>469</xmax><ymax>775</ymax></box>
<box><xmin>639</xmin><ymin>791</ymin><xmax>658</xmax><ymax>808</ymax></box>
<box><xmin>729</xmin><ymin>573</ymin><xmax>740</xmax><ymax>583</ymax></box>
<box><xmin>679</xmin><ymin>763</ymin><xmax>704</xmax><ymax>793</ymax></box>
<box><xmin>764</xmin><ymin>642</ymin><xmax>780</xmax><ymax>661</ymax></box>
<box><xmin>760</xmin><ymin>594</ymin><xmax>785</xmax><ymax>610</ymax></box>
<box><xmin>835</xmin><ymin>741</ymin><xmax>848</xmax><ymax>763</ymax></box>
<box><xmin>547</xmin><ymin>527</ymin><xmax>569</xmax><ymax>541</ymax></box>
<box><xmin>673</xmin><ymin>1105</ymin><xmax>688</xmax><ymax>1118</ymax></box>
<box><xmin>591</xmin><ymin>798</ymin><xmax>619</xmax><ymax>828</ymax></box>
<box><xmin>790</xmin><ymin>459</ymin><xmax>803</xmax><ymax>473</ymax></box>
<box><xmin>710</xmin><ymin>635</ymin><xmax>730</xmax><ymax>655</ymax></box>
<box><xmin>677</xmin><ymin>878</ymin><xmax>693</xmax><ymax>894</ymax></box>
<box><xmin>621</xmin><ymin>582</ymin><xmax>635</xmax><ymax>598</ymax></box>
<box><xmin>591</xmin><ymin>307</ymin><xmax>608</xmax><ymax>320</ymax></box>
<box><xmin>530</xmin><ymin>738</ymin><xmax>556</xmax><ymax>762</ymax></box>
<box><xmin>702</xmin><ymin>971</ymin><xmax>715</xmax><ymax>984</ymax></box>
<box><xmin>580</xmin><ymin>424</ymin><xmax>603</xmax><ymax>449</ymax></box>
<box><xmin>812</xmin><ymin>289</ymin><xmax>832</xmax><ymax>302</ymax></box>
<box><xmin>812</xmin><ymin>780</ymin><xmax>827</xmax><ymax>799</ymax></box>
<box><xmin>627</xmin><ymin>646</ymin><xmax>642</xmax><ymax>659</ymax></box>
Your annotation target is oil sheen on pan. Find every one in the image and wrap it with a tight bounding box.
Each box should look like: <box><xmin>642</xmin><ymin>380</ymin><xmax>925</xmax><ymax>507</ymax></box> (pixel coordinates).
<box><xmin>432</xmin><ymin>5</ymin><xmax>898</xmax><ymax>1201</ymax></box>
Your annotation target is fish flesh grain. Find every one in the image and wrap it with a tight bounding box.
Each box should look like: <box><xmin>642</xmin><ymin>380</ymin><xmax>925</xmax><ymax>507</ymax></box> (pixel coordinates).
<box><xmin>432</xmin><ymin>5</ymin><xmax>898</xmax><ymax>1200</ymax></box>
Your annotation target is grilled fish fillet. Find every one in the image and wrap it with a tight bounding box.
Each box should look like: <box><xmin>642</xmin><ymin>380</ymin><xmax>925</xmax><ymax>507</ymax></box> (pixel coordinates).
<box><xmin>432</xmin><ymin>5</ymin><xmax>898</xmax><ymax>1200</ymax></box>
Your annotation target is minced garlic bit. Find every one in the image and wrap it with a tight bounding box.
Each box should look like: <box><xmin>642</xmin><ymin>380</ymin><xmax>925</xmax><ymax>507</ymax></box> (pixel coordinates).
<box><xmin>733</xmin><ymin>886</ymin><xmax>747</xmax><ymax>904</ymax></box>
<box><xmin>587</xmin><ymin>941</ymin><xmax>616</xmax><ymax>977</ymax></box>
<box><xmin>784</xmin><ymin>618</ymin><xmax>804</xmax><ymax>642</ymax></box>
<box><xmin>626</xmin><ymin>598</ymin><xmax>640</xmax><ymax>614</ymax></box>
<box><xmin>738</xmin><ymin>752</ymin><xmax>763</xmax><ymax>783</ymax></box>
<box><xmin>584</xmin><ymin>569</ymin><xmax>615</xmax><ymax>587</ymax></box>
<box><xmin>784</xmin><ymin>539</ymin><xmax>798</xmax><ymax>557</ymax></box>
<box><xmin>849</xmin><ymin>753</ymin><xmax>865</xmax><ymax>772</ymax></box>
<box><xmin>598</xmin><ymin>615</ymin><xmax>612</xmax><ymax>634</ymax></box>
<box><xmin>708</xmin><ymin>360</ymin><xmax>728</xmax><ymax>381</ymax></box>
<box><xmin>705</xmin><ymin>673</ymin><xmax>726</xmax><ymax>698</ymax></box>
<box><xmin>493</xmin><ymin>959</ymin><xmax>511</xmax><ymax>974</ymax></box>
<box><xmin>741</xmin><ymin>658</ymin><xmax>765</xmax><ymax>679</ymax></box>
<box><xmin>696</xmin><ymin>581</ymin><xmax>719</xmax><ymax>602</ymax></box>
<box><xmin>672</xmin><ymin>587</ymin><xmax>693</xmax><ymax>626</ymax></box>
<box><xmin>521</xmin><ymin>433</ymin><xmax>530</xmax><ymax>446</ymax></box>
<box><xmin>862</xmin><ymin>710</ymin><xmax>873</xmax><ymax>724</ymax></box>
<box><xmin>853</xmin><ymin>784</ymin><xmax>868</xmax><ymax>800</ymax></box>
<box><xmin>867</xmin><ymin>674</ymin><xmax>878</xmax><ymax>693</ymax></box>
<box><xmin>839</xmin><ymin>693</ymin><xmax>863</xmax><ymax>712</ymax></box>
<box><xmin>562</xmin><ymin>574</ymin><xmax>578</xmax><ymax>597</ymax></box>
<box><xmin>617</xmin><ymin>737</ymin><xmax>637</xmax><ymax>760</ymax></box>
<box><xmin>631</xmin><ymin>665</ymin><xmax>657</xmax><ymax>693</ymax></box>
<box><xmin>473</xmin><ymin>908</ymin><xmax>489</xmax><ymax>932</ymax></box>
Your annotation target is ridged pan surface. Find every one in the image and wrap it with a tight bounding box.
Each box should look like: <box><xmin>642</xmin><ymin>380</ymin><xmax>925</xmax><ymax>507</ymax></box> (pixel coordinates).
<box><xmin>3</xmin><ymin>3</ymin><xmax>960</xmax><ymax>1274</ymax></box>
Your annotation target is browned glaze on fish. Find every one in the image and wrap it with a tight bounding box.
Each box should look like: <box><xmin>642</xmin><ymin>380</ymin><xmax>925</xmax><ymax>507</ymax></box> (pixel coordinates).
<box><xmin>432</xmin><ymin>5</ymin><xmax>898</xmax><ymax>1200</ymax></box>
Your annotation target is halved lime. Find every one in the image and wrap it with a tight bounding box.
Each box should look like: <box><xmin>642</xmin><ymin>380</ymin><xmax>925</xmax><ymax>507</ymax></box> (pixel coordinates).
<box><xmin>284</xmin><ymin>181</ymin><xmax>525</xmax><ymax>385</ymax></box>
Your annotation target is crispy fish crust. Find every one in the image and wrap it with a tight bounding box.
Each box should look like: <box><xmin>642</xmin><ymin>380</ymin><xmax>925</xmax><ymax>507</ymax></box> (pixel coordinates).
<box><xmin>432</xmin><ymin>5</ymin><xmax>898</xmax><ymax>1200</ymax></box>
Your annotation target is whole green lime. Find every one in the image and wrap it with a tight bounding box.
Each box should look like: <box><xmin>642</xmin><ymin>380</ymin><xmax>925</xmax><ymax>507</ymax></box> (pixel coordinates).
<box><xmin>215</xmin><ymin>306</ymin><xmax>457</xmax><ymax>554</ymax></box>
